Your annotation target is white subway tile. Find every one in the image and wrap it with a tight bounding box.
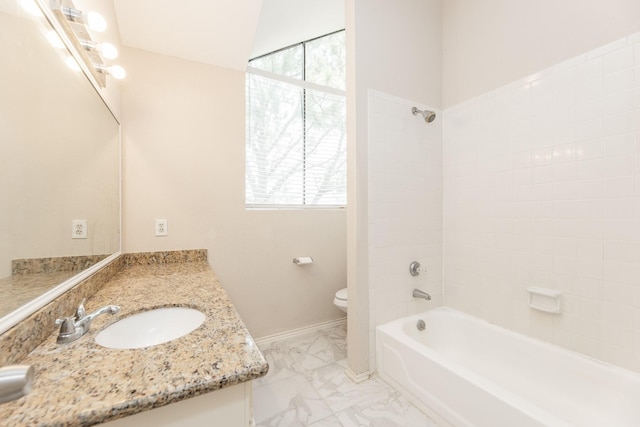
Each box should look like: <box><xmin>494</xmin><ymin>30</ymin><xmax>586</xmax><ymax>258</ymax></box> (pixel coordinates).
<box><xmin>531</xmin><ymin>182</ymin><xmax>553</xmax><ymax>201</ymax></box>
<box><xmin>575</xmin><ymin>200</ymin><xmax>604</xmax><ymax>219</ymax></box>
<box><xmin>575</xmin><ymin>179</ymin><xmax>604</xmax><ymax>200</ymax></box>
<box><xmin>554</xmin><ymin>200</ymin><xmax>578</xmax><ymax>218</ymax></box>
<box><xmin>604</xmin><ymin>240</ymin><xmax>635</xmax><ymax>262</ymax></box>
<box><xmin>577</xmin><ymin>335</ymin><xmax>603</xmax><ymax>359</ymax></box>
<box><xmin>604</xmin><ymin>132</ymin><xmax>635</xmax><ymax>156</ymax></box>
<box><xmin>575</xmin><ymin>98</ymin><xmax>602</xmax><ymax>121</ymax></box>
<box><xmin>513</xmin><ymin>185</ymin><xmax>531</xmax><ymax>203</ymax></box>
<box><xmin>576</xmin><ymin>219</ymin><xmax>603</xmax><ymax>240</ymax></box>
<box><xmin>576</xmin><ymin>158</ymin><xmax>604</xmax><ymax>180</ymax></box>
<box><xmin>603</xmin><ymin>90</ymin><xmax>635</xmax><ymax>116</ymax></box>
<box><xmin>553</xmin><ymin>143</ymin><xmax>577</xmax><ymax>163</ymax></box>
<box><xmin>604</xmin><ymin>111</ymin><xmax>635</xmax><ymax>137</ymax></box>
<box><xmin>531</xmin><ymin>218</ymin><xmax>553</xmax><ymax>235</ymax></box>
<box><xmin>553</xmin><ymin>181</ymin><xmax>577</xmax><ymax>200</ymax></box>
<box><xmin>576</xmin><ymin>238</ymin><xmax>603</xmax><ymax>260</ymax></box>
<box><xmin>575</xmin><ymin>118</ymin><xmax>604</xmax><ymax>142</ymax></box>
<box><xmin>553</xmin><ymin>122</ymin><xmax>576</xmax><ymax>145</ymax></box>
<box><xmin>604</xmin><ymin>198</ymin><xmax>635</xmax><ymax>219</ymax></box>
<box><xmin>576</xmin><ymin>57</ymin><xmax>603</xmax><ymax>83</ymax></box>
<box><xmin>587</xmin><ymin>38</ymin><xmax>628</xmax><ymax>60</ymax></box>
<box><xmin>532</xmin><ymin>165</ymin><xmax>554</xmax><ymax>184</ymax></box>
<box><xmin>553</xmin><ymin>238</ymin><xmax>577</xmax><ymax>258</ymax></box>
<box><xmin>603</xmin><ymin>219</ymin><xmax>635</xmax><ymax>241</ymax></box>
<box><xmin>555</xmin><ymin>54</ymin><xmax>586</xmax><ymax>72</ymax></box>
<box><xmin>533</xmin><ymin>147</ymin><xmax>554</xmax><ymax>166</ymax></box>
<box><xmin>553</xmin><ymin>162</ymin><xmax>577</xmax><ymax>181</ymax></box>
<box><xmin>575</xmin><ymin>139</ymin><xmax>604</xmax><ymax>161</ymax></box>
<box><xmin>604</xmin><ymin>45</ymin><xmax>635</xmax><ymax>74</ymax></box>
<box><xmin>605</xmin><ymin>176</ymin><xmax>635</xmax><ymax>198</ymax></box>
<box><xmin>604</xmin><ymin>154</ymin><xmax>634</xmax><ymax>177</ymax></box>
<box><xmin>512</xmin><ymin>167</ymin><xmax>531</xmax><ymax>186</ymax></box>
<box><xmin>605</xmin><ymin>68</ymin><xmax>634</xmax><ymax>93</ymax></box>
<box><xmin>553</xmin><ymin>218</ymin><xmax>577</xmax><ymax>238</ymax></box>
<box><xmin>576</xmin><ymin>78</ymin><xmax>604</xmax><ymax>103</ymax></box>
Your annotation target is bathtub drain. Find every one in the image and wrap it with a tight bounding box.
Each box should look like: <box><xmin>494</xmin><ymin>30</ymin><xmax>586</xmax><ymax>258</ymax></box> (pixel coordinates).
<box><xmin>416</xmin><ymin>319</ymin><xmax>425</xmax><ymax>331</ymax></box>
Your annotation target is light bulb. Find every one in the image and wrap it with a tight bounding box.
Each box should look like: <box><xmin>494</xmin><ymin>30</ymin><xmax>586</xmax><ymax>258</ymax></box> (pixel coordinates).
<box><xmin>109</xmin><ymin>65</ymin><xmax>126</xmax><ymax>79</ymax></box>
<box><xmin>46</xmin><ymin>30</ymin><xmax>64</xmax><ymax>49</ymax></box>
<box><xmin>86</xmin><ymin>11</ymin><xmax>107</xmax><ymax>32</ymax></box>
<box><xmin>98</xmin><ymin>42</ymin><xmax>118</xmax><ymax>60</ymax></box>
<box><xmin>18</xmin><ymin>0</ymin><xmax>42</xmax><ymax>17</ymax></box>
<box><xmin>65</xmin><ymin>56</ymin><xmax>81</xmax><ymax>71</ymax></box>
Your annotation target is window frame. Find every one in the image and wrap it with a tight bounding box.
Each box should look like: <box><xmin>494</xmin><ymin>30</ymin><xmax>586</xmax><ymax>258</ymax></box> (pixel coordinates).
<box><xmin>245</xmin><ymin>30</ymin><xmax>346</xmax><ymax>210</ymax></box>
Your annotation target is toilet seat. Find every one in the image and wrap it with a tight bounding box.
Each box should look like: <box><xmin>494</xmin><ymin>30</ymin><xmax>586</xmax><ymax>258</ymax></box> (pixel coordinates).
<box><xmin>333</xmin><ymin>288</ymin><xmax>348</xmax><ymax>313</ymax></box>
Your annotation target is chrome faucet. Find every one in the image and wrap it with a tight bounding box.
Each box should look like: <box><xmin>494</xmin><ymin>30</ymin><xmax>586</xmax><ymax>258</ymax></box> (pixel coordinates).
<box><xmin>55</xmin><ymin>300</ymin><xmax>120</xmax><ymax>344</ymax></box>
<box><xmin>413</xmin><ymin>288</ymin><xmax>431</xmax><ymax>301</ymax></box>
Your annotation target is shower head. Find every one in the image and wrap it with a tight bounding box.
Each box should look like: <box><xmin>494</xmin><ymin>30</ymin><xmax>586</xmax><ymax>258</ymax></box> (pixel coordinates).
<box><xmin>411</xmin><ymin>106</ymin><xmax>436</xmax><ymax>123</ymax></box>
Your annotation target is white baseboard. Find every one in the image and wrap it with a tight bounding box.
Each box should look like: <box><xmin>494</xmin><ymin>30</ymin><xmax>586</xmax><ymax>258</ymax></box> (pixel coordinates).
<box><xmin>345</xmin><ymin>366</ymin><xmax>371</xmax><ymax>384</ymax></box>
<box><xmin>254</xmin><ymin>317</ymin><xmax>347</xmax><ymax>347</ymax></box>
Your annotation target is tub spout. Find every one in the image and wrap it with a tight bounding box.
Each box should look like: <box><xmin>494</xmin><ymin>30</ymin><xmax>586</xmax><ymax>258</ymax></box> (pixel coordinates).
<box><xmin>413</xmin><ymin>289</ymin><xmax>431</xmax><ymax>301</ymax></box>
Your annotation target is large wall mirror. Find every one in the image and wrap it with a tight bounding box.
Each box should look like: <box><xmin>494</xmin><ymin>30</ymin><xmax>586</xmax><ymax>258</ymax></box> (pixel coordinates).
<box><xmin>0</xmin><ymin>0</ymin><xmax>121</xmax><ymax>333</ymax></box>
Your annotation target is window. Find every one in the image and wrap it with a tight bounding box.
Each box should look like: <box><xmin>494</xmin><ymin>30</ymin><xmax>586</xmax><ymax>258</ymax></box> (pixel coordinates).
<box><xmin>246</xmin><ymin>30</ymin><xmax>346</xmax><ymax>208</ymax></box>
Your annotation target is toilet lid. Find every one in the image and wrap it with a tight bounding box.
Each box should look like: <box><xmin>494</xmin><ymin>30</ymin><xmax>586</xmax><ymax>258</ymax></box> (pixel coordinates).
<box><xmin>335</xmin><ymin>288</ymin><xmax>347</xmax><ymax>301</ymax></box>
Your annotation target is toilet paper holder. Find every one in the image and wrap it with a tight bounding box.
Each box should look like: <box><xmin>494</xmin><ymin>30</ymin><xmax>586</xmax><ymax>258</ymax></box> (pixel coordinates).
<box><xmin>293</xmin><ymin>257</ymin><xmax>313</xmax><ymax>265</ymax></box>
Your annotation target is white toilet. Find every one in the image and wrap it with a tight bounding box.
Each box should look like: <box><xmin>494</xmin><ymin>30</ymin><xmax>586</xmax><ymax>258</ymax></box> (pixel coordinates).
<box><xmin>333</xmin><ymin>288</ymin><xmax>348</xmax><ymax>313</ymax></box>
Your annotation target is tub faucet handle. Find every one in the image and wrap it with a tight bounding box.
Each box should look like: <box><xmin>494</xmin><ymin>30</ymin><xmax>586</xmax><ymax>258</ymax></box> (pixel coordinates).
<box><xmin>410</xmin><ymin>261</ymin><xmax>425</xmax><ymax>276</ymax></box>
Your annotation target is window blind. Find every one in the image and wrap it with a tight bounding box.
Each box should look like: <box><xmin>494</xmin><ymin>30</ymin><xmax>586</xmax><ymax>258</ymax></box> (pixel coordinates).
<box><xmin>245</xmin><ymin>33</ymin><xmax>346</xmax><ymax>208</ymax></box>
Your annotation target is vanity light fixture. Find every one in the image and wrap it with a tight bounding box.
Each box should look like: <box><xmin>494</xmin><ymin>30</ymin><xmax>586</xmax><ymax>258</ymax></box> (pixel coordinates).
<box><xmin>94</xmin><ymin>63</ymin><xmax>126</xmax><ymax>80</ymax></box>
<box><xmin>48</xmin><ymin>0</ymin><xmax>125</xmax><ymax>88</ymax></box>
<box><xmin>79</xmin><ymin>40</ymin><xmax>118</xmax><ymax>60</ymax></box>
<box><xmin>60</xmin><ymin>7</ymin><xmax>106</xmax><ymax>32</ymax></box>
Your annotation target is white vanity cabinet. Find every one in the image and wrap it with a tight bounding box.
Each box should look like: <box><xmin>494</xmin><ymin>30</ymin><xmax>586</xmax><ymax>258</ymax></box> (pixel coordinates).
<box><xmin>100</xmin><ymin>382</ymin><xmax>254</xmax><ymax>427</ymax></box>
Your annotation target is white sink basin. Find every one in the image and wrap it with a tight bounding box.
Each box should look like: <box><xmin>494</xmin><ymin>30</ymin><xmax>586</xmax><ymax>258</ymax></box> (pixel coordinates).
<box><xmin>95</xmin><ymin>307</ymin><xmax>206</xmax><ymax>349</ymax></box>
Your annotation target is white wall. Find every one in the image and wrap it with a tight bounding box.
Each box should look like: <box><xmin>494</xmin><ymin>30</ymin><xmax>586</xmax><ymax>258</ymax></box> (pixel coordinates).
<box><xmin>346</xmin><ymin>0</ymin><xmax>443</xmax><ymax>377</ymax></box>
<box><xmin>443</xmin><ymin>0</ymin><xmax>640</xmax><ymax>108</ymax></box>
<box><xmin>443</xmin><ymin>32</ymin><xmax>640</xmax><ymax>371</ymax></box>
<box><xmin>121</xmin><ymin>47</ymin><xmax>347</xmax><ymax>338</ymax></box>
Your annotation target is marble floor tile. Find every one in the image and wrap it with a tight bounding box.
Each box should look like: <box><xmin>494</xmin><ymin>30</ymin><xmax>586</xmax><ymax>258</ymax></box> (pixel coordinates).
<box><xmin>309</xmin><ymin>414</ymin><xmax>344</xmax><ymax>426</ymax></box>
<box><xmin>334</xmin><ymin>391</ymin><xmax>437</xmax><ymax>427</ymax></box>
<box><xmin>254</xmin><ymin>322</ymin><xmax>439</xmax><ymax>427</ymax></box>
<box><xmin>254</xmin><ymin>373</ymin><xmax>333</xmax><ymax>425</ymax></box>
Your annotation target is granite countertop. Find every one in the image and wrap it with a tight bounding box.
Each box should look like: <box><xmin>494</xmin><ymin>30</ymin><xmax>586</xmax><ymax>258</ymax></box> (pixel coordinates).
<box><xmin>0</xmin><ymin>261</ymin><xmax>268</xmax><ymax>426</ymax></box>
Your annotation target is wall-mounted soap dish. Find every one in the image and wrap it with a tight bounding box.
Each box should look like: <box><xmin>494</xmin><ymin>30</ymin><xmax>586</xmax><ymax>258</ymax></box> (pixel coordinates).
<box><xmin>527</xmin><ymin>287</ymin><xmax>562</xmax><ymax>314</ymax></box>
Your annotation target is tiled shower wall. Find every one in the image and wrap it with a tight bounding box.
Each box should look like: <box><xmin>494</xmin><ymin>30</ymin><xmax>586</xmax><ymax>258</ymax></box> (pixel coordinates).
<box><xmin>443</xmin><ymin>33</ymin><xmax>640</xmax><ymax>371</ymax></box>
<box><xmin>368</xmin><ymin>90</ymin><xmax>443</xmax><ymax>369</ymax></box>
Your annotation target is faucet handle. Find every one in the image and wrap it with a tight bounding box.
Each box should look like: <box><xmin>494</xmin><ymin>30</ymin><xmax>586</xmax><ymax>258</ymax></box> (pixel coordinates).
<box><xmin>55</xmin><ymin>317</ymin><xmax>76</xmax><ymax>335</ymax></box>
<box><xmin>75</xmin><ymin>299</ymin><xmax>87</xmax><ymax>320</ymax></box>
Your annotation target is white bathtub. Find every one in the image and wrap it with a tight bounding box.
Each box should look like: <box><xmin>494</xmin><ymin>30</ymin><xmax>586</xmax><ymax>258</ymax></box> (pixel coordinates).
<box><xmin>376</xmin><ymin>307</ymin><xmax>640</xmax><ymax>427</ymax></box>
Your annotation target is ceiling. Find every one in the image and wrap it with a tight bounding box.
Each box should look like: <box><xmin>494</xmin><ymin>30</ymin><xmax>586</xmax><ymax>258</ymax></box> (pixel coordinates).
<box><xmin>113</xmin><ymin>0</ymin><xmax>344</xmax><ymax>71</ymax></box>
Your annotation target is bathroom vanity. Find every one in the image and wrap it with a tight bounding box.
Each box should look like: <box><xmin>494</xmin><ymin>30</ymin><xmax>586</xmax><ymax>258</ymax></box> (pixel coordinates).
<box><xmin>0</xmin><ymin>251</ymin><xmax>268</xmax><ymax>426</ymax></box>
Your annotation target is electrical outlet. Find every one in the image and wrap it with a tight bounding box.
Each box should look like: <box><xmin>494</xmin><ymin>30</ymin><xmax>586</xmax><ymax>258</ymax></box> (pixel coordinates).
<box><xmin>155</xmin><ymin>219</ymin><xmax>168</xmax><ymax>236</ymax></box>
<box><xmin>72</xmin><ymin>220</ymin><xmax>87</xmax><ymax>239</ymax></box>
